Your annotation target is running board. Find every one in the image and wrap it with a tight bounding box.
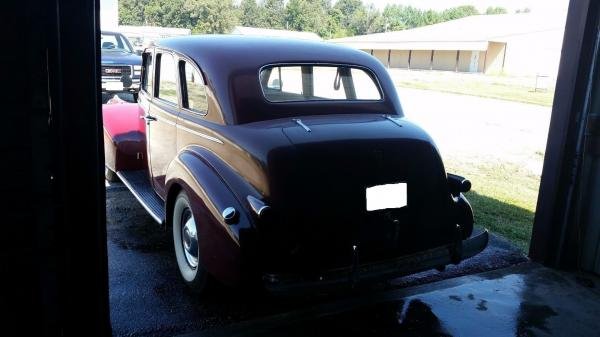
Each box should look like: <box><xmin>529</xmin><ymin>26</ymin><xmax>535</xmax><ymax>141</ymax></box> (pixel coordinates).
<box><xmin>116</xmin><ymin>170</ymin><xmax>166</xmax><ymax>225</ymax></box>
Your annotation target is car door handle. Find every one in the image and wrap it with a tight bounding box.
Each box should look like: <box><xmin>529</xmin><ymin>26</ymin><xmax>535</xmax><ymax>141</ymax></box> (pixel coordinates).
<box><xmin>142</xmin><ymin>115</ymin><xmax>157</xmax><ymax>122</ymax></box>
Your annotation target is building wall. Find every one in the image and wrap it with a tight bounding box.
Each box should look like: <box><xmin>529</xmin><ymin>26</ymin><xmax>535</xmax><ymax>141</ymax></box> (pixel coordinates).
<box><xmin>432</xmin><ymin>50</ymin><xmax>457</xmax><ymax>71</ymax></box>
<box><xmin>500</xmin><ymin>29</ymin><xmax>563</xmax><ymax>77</ymax></box>
<box><xmin>478</xmin><ymin>51</ymin><xmax>486</xmax><ymax>72</ymax></box>
<box><xmin>358</xmin><ymin>42</ymin><xmax>561</xmax><ymax>75</ymax></box>
<box><xmin>372</xmin><ymin>50</ymin><xmax>389</xmax><ymax>66</ymax></box>
<box><xmin>484</xmin><ymin>42</ymin><xmax>506</xmax><ymax>74</ymax></box>
<box><xmin>410</xmin><ymin>50</ymin><xmax>432</xmax><ymax>69</ymax></box>
<box><xmin>390</xmin><ymin>50</ymin><xmax>409</xmax><ymax>68</ymax></box>
<box><xmin>456</xmin><ymin>50</ymin><xmax>485</xmax><ymax>72</ymax></box>
<box><xmin>457</xmin><ymin>51</ymin><xmax>472</xmax><ymax>72</ymax></box>
<box><xmin>345</xmin><ymin>26</ymin><xmax>563</xmax><ymax>77</ymax></box>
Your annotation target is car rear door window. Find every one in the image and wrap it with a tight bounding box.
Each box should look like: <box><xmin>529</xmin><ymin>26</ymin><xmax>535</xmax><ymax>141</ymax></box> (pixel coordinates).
<box><xmin>181</xmin><ymin>62</ymin><xmax>208</xmax><ymax>113</ymax></box>
<box><xmin>157</xmin><ymin>53</ymin><xmax>178</xmax><ymax>105</ymax></box>
<box><xmin>142</xmin><ymin>52</ymin><xmax>153</xmax><ymax>95</ymax></box>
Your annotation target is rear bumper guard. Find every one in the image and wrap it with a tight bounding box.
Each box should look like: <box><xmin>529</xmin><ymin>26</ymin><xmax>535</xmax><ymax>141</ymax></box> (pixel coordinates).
<box><xmin>263</xmin><ymin>229</ymin><xmax>489</xmax><ymax>294</ymax></box>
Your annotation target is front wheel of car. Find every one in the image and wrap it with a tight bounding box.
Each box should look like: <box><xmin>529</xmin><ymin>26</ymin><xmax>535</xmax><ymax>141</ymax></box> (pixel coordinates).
<box><xmin>172</xmin><ymin>191</ymin><xmax>210</xmax><ymax>294</ymax></box>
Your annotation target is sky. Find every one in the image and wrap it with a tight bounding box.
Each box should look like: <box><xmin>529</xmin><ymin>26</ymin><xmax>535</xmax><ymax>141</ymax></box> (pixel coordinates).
<box><xmin>363</xmin><ymin>0</ymin><xmax>570</xmax><ymax>14</ymax></box>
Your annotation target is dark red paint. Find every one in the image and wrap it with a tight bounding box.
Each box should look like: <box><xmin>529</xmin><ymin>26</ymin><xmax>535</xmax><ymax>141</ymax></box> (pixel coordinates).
<box><xmin>103</xmin><ymin>36</ymin><xmax>481</xmax><ymax>289</ymax></box>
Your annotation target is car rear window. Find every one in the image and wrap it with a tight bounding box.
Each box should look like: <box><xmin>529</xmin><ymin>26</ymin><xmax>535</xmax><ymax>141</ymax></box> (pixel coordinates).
<box><xmin>259</xmin><ymin>65</ymin><xmax>382</xmax><ymax>102</ymax></box>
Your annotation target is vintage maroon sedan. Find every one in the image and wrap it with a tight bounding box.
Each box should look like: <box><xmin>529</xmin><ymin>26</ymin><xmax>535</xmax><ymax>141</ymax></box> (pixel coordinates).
<box><xmin>103</xmin><ymin>35</ymin><xmax>488</xmax><ymax>294</ymax></box>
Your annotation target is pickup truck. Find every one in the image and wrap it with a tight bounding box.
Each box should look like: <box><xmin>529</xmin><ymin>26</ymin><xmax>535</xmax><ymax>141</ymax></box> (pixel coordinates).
<box><xmin>101</xmin><ymin>30</ymin><xmax>142</xmax><ymax>95</ymax></box>
<box><xmin>102</xmin><ymin>35</ymin><xmax>488</xmax><ymax>295</ymax></box>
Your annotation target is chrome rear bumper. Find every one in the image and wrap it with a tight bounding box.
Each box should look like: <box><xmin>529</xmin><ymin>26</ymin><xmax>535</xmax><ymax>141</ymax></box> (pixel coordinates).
<box><xmin>263</xmin><ymin>229</ymin><xmax>489</xmax><ymax>294</ymax></box>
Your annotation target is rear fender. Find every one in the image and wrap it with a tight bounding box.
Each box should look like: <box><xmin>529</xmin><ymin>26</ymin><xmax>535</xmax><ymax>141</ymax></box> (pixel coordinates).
<box><xmin>165</xmin><ymin>146</ymin><xmax>254</xmax><ymax>286</ymax></box>
<box><xmin>451</xmin><ymin>193</ymin><xmax>474</xmax><ymax>239</ymax></box>
<box><xmin>102</xmin><ymin>102</ymin><xmax>147</xmax><ymax>172</ymax></box>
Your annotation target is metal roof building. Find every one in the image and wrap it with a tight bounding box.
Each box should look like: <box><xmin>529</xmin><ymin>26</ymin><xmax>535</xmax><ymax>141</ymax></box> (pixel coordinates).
<box><xmin>231</xmin><ymin>26</ymin><xmax>322</xmax><ymax>41</ymax></box>
<box><xmin>329</xmin><ymin>14</ymin><xmax>565</xmax><ymax>76</ymax></box>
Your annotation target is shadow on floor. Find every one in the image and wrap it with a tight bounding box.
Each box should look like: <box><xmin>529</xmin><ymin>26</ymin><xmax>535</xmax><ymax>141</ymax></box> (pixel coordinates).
<box><xmin>184</xmin><ymin>264</ymin><xmax>600</xmax><ymax>337</ymax></box>
<box><xmin>106</xmin><ymin>184</ymin><xmax>528</xmax><ymax>337</ymax></box>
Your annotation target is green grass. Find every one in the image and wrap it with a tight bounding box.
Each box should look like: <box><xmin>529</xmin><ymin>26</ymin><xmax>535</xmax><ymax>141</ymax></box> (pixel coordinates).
<box><xmin>446</xmin><ymin>160</ymin><xmax>541</xmax><ymax>251</ymax></box>
<box><xmin>394</xmin><ymin>78</ymin><xmax>555</xmax><ymax>107</ymax></box>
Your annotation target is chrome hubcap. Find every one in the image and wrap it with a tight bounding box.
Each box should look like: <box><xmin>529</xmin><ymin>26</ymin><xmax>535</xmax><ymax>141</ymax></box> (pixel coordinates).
<box><xmin>181</xmin><ymin>210</ymin><xmax>198</xmax><ymax>269</ymax></box>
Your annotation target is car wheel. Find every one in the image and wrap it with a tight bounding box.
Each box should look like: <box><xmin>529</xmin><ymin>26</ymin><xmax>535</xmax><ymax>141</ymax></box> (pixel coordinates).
<box><xmin>172</xmin><ymin>191</ymin><xmax>210</xmax><ymax>293</ymax></box>
<box><xmin>105</xmin><ymin>167</ymin><xmax>119</xmax><ymax>182</ymax></box>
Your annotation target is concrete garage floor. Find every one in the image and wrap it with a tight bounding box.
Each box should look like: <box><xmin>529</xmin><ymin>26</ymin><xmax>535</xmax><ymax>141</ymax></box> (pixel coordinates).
<box><xmin>107</xmin><ymin>184</ymin><xmax>527</xmax><ymax>337</ymax></box>
<box><xmin>184</xmin><ymin>264</ymin><xmax>600</xmax><ymax>337</ymax></box>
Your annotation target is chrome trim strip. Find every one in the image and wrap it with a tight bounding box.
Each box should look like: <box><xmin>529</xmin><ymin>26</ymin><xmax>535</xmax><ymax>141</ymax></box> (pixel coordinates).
<box><xmin>247</xmin><ymin>195</ymin><xmax>271</xmax><ymax>218</ymax></box>
<box><xmin>115</xmin><ymin>171</ymin><xmax>164</xmax><ymax>224</ymax></box>
<box><xmin>176</xmin><ymin>124</ymin><xmax>224</xmax><ymax>144</ymax></box>
<box><xmin>292</xmin><ymin>118</ymin><xmax>311</xmax><ymax>132</ymax></box>
<box><xmin>181</xmin><ymin>106</ymin><xmax>208</xmax><ymax>117</ymax></box>
<box><xmin>101</xmin><ymin>64</ymin><xmax>133</xmax><ymax>76</ymax></box>
<box><xmin>160</xmin><ymin>118</ymin><xmax>176</xmax><ymax>126</ymax></box>
<box><xmin>383</xmin><ymin>115</ymin><xmax>403</xmax><ymax>128</ymax></box>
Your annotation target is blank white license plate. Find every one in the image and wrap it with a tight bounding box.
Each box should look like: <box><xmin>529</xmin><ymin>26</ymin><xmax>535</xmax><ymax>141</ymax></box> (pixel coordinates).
<box><xmin>366</xmin><ymin>183</ymin><xmax>407</xmax><ymax>211</ymax></box>
<box><xmin>104</xmin><ymin>81</ymin><xmax>124</xmax><ymax>91</ymax></box>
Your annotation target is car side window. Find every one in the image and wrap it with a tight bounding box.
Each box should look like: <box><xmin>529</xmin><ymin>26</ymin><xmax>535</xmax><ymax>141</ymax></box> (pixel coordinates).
<box><xmin>181</xmin><ymin>61</ymin><xmax>208</xmax><ymax>113</ymax></box>
<box><xmin>141</xmin><ymin>52</ymin><xmax>153</xmax><ymax>95</ymax></box>
<box><xmin>157</xmin><ymin>53</ymin><xmax>178</xmax><ymax>104</ymax></box>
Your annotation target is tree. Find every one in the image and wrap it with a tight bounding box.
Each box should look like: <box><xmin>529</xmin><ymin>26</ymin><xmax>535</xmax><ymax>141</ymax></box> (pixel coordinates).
<box><xmin>486</xmin><ymin>6</ymin><xmax>508</xmax><ymax>15</ymax></box>
<box><xmin>239</xmin><ymin>0</ymin><xmax>261</xmax><ymax>27</ymax></box>
<box><xmin>333</xmin><ymin>0</ymin><xmax>363</xmax><ymax>31</ymax></box>
<box><xmin>441</xmin><ymin>5</ymin><xmax>479</xmax><ymax>21</ymax></box>
<box><xmin>119</xmin><ymin>0</ymin><xmax>151</xmax><ymax>25</ymax></box>
<box><xmin>118</xmin><ymin>0</ymin><xmax>500</xmax><ymax>38</ymax></box>
<box><xmin>326</xmin><ymin>6</ymin><xmax>349</xmax><ymax>37</ymax></box>
<box><xmin>284</xmin><ymin>0</ymin><xmax>340</xmax><ymax>38</ymax></box>
<box><xmin>349</xmin><ymin>4</ymin><xmax>385</xmax><ymax>35</ymax></box>
<box><xmin>189</xmin><ymin>0</ymin><xmax>238</xmax><ymax>34</ymax></box>
<box><xmin>259</xmin><ymin>0</ymin><xmax>285</xmax><ymax>29</ymax></box>
<box><xmin>285</xmin><ymin>0</ymin><xmax>315</xmax><ymax>31</ymax></box>
<box><xmin>144</xmin><ymin>0</ymin><xmax>191</xmax><ymax>28</ymax></box>
<box><xmin>399</xmin><ymin>6</ymin><xmax>427</xmax><ymax>28</ymax></box>
<box><xmin>421</xmin><ymin>9</ymin><xmax>441</xmax><ymax>26</ymax></box>
<box><xmin>382</xmin><ymin>5</ymin><xmax>407</xmax><ymax>31</ymax></box>
<box><xmin>140</xmin><ymin>0</ymin><xmax>237</xmax><ymax>33</ymax></box>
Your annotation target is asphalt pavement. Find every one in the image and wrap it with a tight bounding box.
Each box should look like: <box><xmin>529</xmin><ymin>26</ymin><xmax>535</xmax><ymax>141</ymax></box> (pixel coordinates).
<box><xmin>397</xmin><ymin>87</ymin><xmax>551</xmax><ymax>175</ymax></box>
<box><xmin>107</xmin><ymin>183</ymin><xmax>526</xmax><ymax>337</ymax></box>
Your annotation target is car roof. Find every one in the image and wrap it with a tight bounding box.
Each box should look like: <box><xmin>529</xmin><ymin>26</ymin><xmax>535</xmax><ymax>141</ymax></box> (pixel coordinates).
<box><xmin>154</xmin><ymin>35</ymin><xmax>402</xmax><ymax>124</ymax></box>
<box><xmin>101</xmin><ymin>30</ymin><xmax>124</xmax><ymax>35</ymax></box>
<box><xmin>157</xmin><ymin>35</ymin><xmax>380</xmax><ymax>69</ymax></box>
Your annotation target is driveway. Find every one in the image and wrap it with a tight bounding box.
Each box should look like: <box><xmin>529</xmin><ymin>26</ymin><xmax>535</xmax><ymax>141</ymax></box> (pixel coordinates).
<box><xmin>397</xmin><ymin>88</ymin><xmax>552</xmax><ymax>175</ymax></box>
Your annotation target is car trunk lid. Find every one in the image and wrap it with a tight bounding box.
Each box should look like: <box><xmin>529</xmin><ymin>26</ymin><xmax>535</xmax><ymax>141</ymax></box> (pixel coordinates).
<box><xmin>260</xmin><ymin>115</ymin><xmax>454</xmax><ymax>273</ymax></box>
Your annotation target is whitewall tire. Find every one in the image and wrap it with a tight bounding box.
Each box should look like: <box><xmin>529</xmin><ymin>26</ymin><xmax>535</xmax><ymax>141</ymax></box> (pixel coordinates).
<box><xmin>172</xmin><ymin>191</ymin><xmax>209</xmax><ymax>293</ymax></box>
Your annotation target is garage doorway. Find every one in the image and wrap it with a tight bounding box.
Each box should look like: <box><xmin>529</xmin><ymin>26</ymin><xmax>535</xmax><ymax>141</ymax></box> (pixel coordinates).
<box><xmin>103</xmin><ymin>0</ymin><xmax>597</xmax><ymax>336</ymax></box>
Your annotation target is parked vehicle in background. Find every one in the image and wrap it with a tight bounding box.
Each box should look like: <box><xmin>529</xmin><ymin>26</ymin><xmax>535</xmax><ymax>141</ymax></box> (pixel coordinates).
<box><xmin>101</xmin><ymin>31</ymin><xmax>142</xmax><ymax>95</ymax></box>
<box><xmin>102</xmin><ymin>35</ymin><xmax>488</xmax><ymax>295</ymax></box>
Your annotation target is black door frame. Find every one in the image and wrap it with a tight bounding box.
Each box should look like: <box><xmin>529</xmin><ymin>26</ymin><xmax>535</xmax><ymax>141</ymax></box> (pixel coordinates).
<box><xmin>530</xmin><ymin>0</ymin><xmax>600</xmax><ymax>268</ymax></box>
<box><xmin>2</xmin><ymin>0</ymin><xmax>109</xmax><ymax>335</ymax></box>
<box><xmin>2</xmin><ymin>0</ymin><xmax>599</xmax><ymax>335</ymax></box>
